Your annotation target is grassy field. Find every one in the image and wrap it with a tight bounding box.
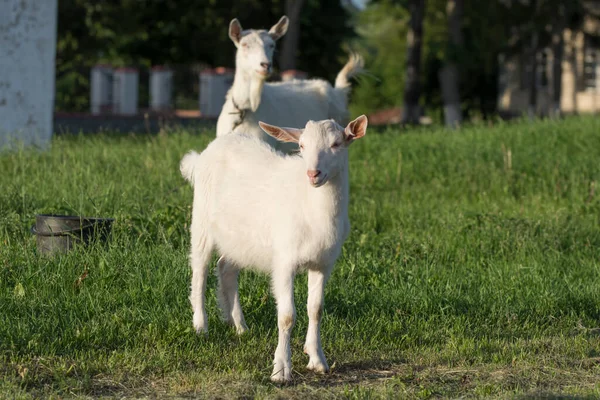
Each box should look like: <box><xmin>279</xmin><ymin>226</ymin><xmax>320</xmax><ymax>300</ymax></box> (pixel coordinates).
<box><xmin>1</xmin><ymin>117</ymin><xmax>600</xmax><ymax>399</ymax></box>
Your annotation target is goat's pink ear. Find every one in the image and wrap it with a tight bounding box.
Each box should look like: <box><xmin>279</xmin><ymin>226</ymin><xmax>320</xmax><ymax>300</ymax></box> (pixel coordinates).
<box><xmin>229</xmin><ymin>18</ymin><xmax>243</xmax><ymax>46</ymax></box>
<box><xmin>259</xmin><ymin>121</ymin><xmax>302</xmax><ymax>143</ymax></box>
<box><xmin>268</xmin><ymin>16</ymin><xmax>289</xmax><ymax>41</ymax></box>
<box><xmin>344</xmin><ymin>115</ymin><xmax>368</xmax><ymax>143</ymax></box>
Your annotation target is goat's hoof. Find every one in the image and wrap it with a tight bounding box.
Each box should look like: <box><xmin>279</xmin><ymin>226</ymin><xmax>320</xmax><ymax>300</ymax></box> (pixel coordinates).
<box><xmin>194</xmin><ymin>326</ymin><xmax>208</xmax><ymax>335</ymax></box>
<box><xmin>193</xmin><ymin>312</ymin><xmax>208</xmax><ymax>334</ymax></box>
<box><xmin>235</xmin><ymin>324</ymin><xmax>248</xmax><ymax>335</ymax></box>
<box><xmin>270</xmin><ymin>372</ymin><xmax>292</xmax><ymax>383</ymax></box>
<box><xmin>271</xmin><ymin>364</ymin><xmax>292</xmax><ymax>383</ymax></box>
<box><xmin>306</xmin><ymin>360</ymin><xmax>329</xmax><ymax>374</ymax></box>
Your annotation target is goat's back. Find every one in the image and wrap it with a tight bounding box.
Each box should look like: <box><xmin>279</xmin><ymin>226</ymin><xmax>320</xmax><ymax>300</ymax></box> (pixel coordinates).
<box><xmin>260</xmin><ymin>79</ymin><xmax>348</xmax><ymax>123</ymax></box>
<box><xmin>239</xmin><ymin>79</ymin><xmax>348</xmax><ymax>153</ymax></box>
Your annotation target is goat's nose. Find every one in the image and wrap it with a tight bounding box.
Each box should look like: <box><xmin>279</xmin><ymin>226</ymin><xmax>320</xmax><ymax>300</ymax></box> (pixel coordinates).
<box><xmin>260</xmin><ymin>62</ymin><xmax>271</xmax><ymax>70</ymax></box>
<box><xmin>307</xmin><ymin>169</ymin><xmax>321</xmax><ymax>178</ymax></box>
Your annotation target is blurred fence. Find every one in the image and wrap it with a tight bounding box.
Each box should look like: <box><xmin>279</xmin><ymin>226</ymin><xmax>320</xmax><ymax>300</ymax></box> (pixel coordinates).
<box><xmin>55</xmin><ymin>63</ymin><xmax>210</xmax><ymax>113</ymax></box>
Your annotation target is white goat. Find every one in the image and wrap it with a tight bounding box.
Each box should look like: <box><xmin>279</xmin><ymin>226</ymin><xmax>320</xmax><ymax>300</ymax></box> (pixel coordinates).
<box><xmin>216</xmin><ymin>16</ymin><xmax>363</xmax><ymax>153</ymax></box>
<box><xmin>180</xmin><ymin>115</ymin><xmax>368</xmax><ymax>382</ymax></box>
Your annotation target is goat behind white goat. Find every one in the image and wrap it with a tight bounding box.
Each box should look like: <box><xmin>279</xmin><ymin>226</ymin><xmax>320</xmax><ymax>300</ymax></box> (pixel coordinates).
<box><xmin>180</xmin><ymin>115</ymin><xmax>368</xmax><ymax>383</ymax></box>
<box><xmin>216</xmin><ymin>16</ymin><xmax>363</xmax><ymax>153</ymax></box>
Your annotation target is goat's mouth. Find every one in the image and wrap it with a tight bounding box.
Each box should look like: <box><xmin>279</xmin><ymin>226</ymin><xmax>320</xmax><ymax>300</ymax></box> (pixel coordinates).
<box><xmin>256</xmin><ymin>69</ymin><xmax>270</xmax><ymax>77</ymax></box>
<box><xmin>309</xmin><ymin>174</ymin><xmax>328</xmax><ymax>188</ymax></box>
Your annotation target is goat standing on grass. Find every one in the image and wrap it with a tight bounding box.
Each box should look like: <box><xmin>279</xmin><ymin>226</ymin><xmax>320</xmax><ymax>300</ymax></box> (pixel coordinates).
<box><xmin>180</xmin><ymin>115</ymin><xmax>368</xmax><ymax>383</ymax></box>
<box><xmin>216</xmin><ymin>15</ymin><xmax>363</xmax><ymax>153</ymax></box>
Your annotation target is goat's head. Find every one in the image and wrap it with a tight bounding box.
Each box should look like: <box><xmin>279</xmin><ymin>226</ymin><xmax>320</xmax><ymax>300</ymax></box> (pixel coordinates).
<box><xmin>229</xmin><ymin>16</ymin><xmax>289</xmax><ymax>79</ymax></box>
<box><xmin>259</xmin><ymin>115</ymin><xmax>368</xmax><ymax>187</ymax></box>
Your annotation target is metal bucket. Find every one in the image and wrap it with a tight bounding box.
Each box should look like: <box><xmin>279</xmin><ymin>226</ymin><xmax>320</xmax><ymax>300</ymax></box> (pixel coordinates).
<box><xmin>31</xmin><ymin>214</ymin><xmax>114</xmax><ymax>256</ymax></box>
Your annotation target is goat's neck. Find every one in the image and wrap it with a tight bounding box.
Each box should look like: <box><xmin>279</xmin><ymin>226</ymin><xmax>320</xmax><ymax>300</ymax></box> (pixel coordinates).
<box><xmin>230</xmin><ymin>68</ymin><xmax>265</xmax><ymax>112</ymax></box>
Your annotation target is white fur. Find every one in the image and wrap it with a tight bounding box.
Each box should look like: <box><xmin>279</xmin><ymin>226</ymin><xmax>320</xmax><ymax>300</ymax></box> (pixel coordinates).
<box><xmin>216</xmin><ymin>16</ymin><xmax>363</xmax><ymax>153</ymax></box>
<box><xmin>180</xmin><ymin>116</ymin><xmax>368</xmax><ymax>383</ymax></box>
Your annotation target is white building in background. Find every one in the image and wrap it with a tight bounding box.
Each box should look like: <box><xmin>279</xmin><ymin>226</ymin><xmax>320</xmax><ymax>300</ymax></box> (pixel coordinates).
<box><xmin>0</xmin><ymin>0</ymin><xmax>58</xmax><ymax>149</ymax></box>
<box><xmin>498</xmin><ymin>5</ymin><xmax>600</xmax><ymax>116</ymax></box>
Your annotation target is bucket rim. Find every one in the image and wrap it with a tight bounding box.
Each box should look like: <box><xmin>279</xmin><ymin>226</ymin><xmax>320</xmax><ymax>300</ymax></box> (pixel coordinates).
<box><xmin>31</xmin><ymin>223</ymin><xmax>111</xmax><ymax>237</ymax></box>
<box><xmin>35</xmin><ymin>214</ymin><xmax>115</xmax><ymax>222</ymax></box>
<box><xmin>33</xmin><ymin>215</ymin><xmax>115</xmax><ymax>236</ymax></box>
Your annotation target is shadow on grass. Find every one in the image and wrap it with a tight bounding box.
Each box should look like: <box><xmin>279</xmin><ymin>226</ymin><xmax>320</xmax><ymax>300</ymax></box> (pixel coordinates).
<box><xmin>286</xmin><ymin>357</ymin><xmax>406</xmax><ymax>388</ymax></box>
<box><xmin>516</xmin><ymin>394</ymin><xmax>598</xmax><ymax>400</ymax></box>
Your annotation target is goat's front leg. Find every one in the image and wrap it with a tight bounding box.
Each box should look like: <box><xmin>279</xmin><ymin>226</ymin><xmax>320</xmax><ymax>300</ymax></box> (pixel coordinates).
<box><xmin>304</xmin><ymin>268</ymin><xmax>331</xmax><ymax>373</ymax></box>
<box><xmin>271</xmin><ymin>269</ymin><xmax>296</xmax><ymax>383</ymax></box>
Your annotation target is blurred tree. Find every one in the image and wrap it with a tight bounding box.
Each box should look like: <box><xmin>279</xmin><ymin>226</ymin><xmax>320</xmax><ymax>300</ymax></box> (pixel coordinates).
<box><xmin>402</xmin><ymin>0</ymin><xmax>426</xmax><ymax>124</ymax></box>
<box><xmin>497</xmin><ymin>0</ymin><xmax>586</xmax><ymax>118</ymax></box>
<box><xmin>460</xmin><ymin>0</ymin><xmax>507</xmax><ymax>120</ymax></box>
<box><xmin>279</xmin><ymin>0</ymin><xmax>306</xmax><ymax>71</ymax></box>
<box><xmin>350</xmin><ymin>0</ymin><xmax>447</xmax><ymax>120</ymax></box>
<box><xmin>294</xmin><ymin>0</ymin><xmax>357</xmax><ymax>83</ymax></box>
<box><xmin>350</xmin><ymin>0</ymin><xmax>516</xmax><ymax>122</ymax></box>
<box><xmin>439</xmin><ymin>0</ymin><xmax>463</xmax><ymax>128</ymax></box>
<box><xmin>55</xmin><ymin>0</ymin><xmax>354</xmax><ymax>112</ymax></box>
<box><xmin>551</xmin><ymin>3</ymin><xmax>566</xmax><ymax>117</ymax></box>
<box><xmin>527</xmin><ymin>0</ymin><xmax>542</xmax><ymax>119</ymax></box>
<box><xmin>55</xmin><ymin>0</ymin><xmax>99</xmax><ymax>112</ymax></box>
<box><xmin>349</xmin><ymin>0</ymin><xmax>410</xmax><ymax>116</ymax></box>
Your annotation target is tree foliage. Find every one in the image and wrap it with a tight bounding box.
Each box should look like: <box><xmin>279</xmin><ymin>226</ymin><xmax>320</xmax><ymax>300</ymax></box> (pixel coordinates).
<box><xmin>350</xmin><ymin>0</ymin><xmax>586</xmax><ymax>120</ymax></box>
<box><xmin>56</xmin><ymin>0</ymin><xmax>594</xmax><ymax>119</ymax></box>
<box><xmin>55</xmin><ymin>0</ymin><xmax>355</xmax><ymax>112</ymax></box>
<box><xmin>349</xmin><ymin>0</ymin><xmax>410</xmax><ymax>116</ymax></box>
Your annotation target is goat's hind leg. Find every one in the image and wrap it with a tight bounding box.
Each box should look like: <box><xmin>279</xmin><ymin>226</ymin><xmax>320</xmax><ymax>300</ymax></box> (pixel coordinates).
<box><xmin>189</xmin><ymin>233</ymin><xmax>213</xmax><ymax>334</ymax></box>
<box><xmin>217</xmin><ymin>256</ymin><xmax>248</xmax><ymax>334</ymax></box>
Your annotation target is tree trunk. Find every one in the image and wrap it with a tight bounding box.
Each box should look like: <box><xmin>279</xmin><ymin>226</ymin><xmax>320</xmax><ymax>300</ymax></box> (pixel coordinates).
<box><xmin>402</xmin><ymin>0</ymin><xmax>426</xmax><ymax>125</ymax></box>
<box><xmin>528</xmin><ymin>32</ymin><xmax>539</xmax><ymax>120</ymax></box>
<box><xmin>569</xmin><ymin>38</ymin><xmax>579</xmax><ymax>114</ymax></box>
<box><xmin>439</xmin><ymin>0</ymin><xmax>463</xmax><ymax>128</ymax></box>
<box><xmin>279</xmin><ymin>0</ymin><xmax>305</xmax><ymax>71</ymax></box>
<box><xmin>528</xmin><ymin>0</ymin><xmax>541</xmax><ymax>120</ymax></box>
<box><xmin>551</xmin><ymin>4</ymin><xmax>565</xmax><ymax>118</ymax></box>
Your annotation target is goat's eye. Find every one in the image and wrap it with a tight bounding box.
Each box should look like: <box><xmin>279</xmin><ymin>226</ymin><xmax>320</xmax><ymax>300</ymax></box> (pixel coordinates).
<box><xmin>242</xmin><ymin>43</ymin><xmax>248</xmax><ymax>48</ymax></box>
<box><xmin>299</xmin><ymin>144</ymin><xmax>304</xmax><ymax>150</ymax></box>
<box><xmin>331</xmin><ymin>142</ymin><xmax>341</xmax><ymax>149</ymax></box>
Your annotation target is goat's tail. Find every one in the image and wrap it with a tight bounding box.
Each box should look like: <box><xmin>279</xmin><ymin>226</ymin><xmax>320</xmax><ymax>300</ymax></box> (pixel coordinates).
<box><xmin>334</xmin><ymin>52</ymin><xmax>364</xmax><ymax>89</ymax></box>
<box><xmin>180</xmin><ymin>150</ymin><xmax>201</xmax><ymax>185</ymax></box>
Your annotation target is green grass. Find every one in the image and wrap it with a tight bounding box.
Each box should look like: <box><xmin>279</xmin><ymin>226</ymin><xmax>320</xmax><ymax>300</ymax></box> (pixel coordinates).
<box><xmin>1</xmin><ymin>117</ymin><xmax>600</xmax><ymax>399</ymax></box>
